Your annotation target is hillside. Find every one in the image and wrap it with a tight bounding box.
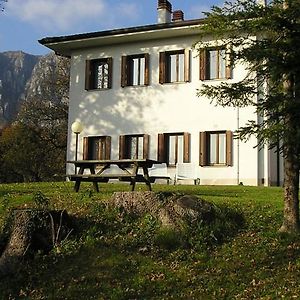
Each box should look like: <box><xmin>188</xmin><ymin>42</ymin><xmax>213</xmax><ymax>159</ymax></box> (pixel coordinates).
<box><xmin>0</xmin><ymin>183</ymin><xmax>299</xmax><ymax>299</ymax></box>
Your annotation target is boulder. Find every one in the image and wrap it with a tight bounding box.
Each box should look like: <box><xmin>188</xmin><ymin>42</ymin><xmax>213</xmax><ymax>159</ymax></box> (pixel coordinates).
<box><xmin>109</xmin><ymin>192</ymin><xmax>215</xmax><ymax>228</ymax></box>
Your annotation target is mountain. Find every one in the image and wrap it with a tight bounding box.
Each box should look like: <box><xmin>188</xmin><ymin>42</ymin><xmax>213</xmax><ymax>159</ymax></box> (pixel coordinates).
<box><xmin>25</xmin><ymin>52</ymin><xmax>70</xmax><ymax>104</ymax></box>
<box><xmin>0</xmin><ymin>51</ymin><xmax>70</xmax><ymax>126</ymax></box>
<box><xmin>0</xmin><ymin>51</ymin><xmax>40</xmax><ymax>124</ymax></box>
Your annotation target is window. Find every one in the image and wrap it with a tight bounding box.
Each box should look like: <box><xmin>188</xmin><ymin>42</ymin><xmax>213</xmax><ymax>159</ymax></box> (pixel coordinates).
<box><xmin>85</xmin><ymin>58</ymin><xmax>112</xmax><ymax>90</ymax></box>
<box><xmin>157</xmin><ymin>132</ymin><xmax>190</xmax><ymax>166</ymax></box>
<box><xmin>83</xmin><ymin>136</ymin><xmax>111</xmax><ymax>160</ymax></box>
<box><xmin>119</xmin><ymin>134</ymin><xmax>150</xmax><ymax>159</ymax></box>
<box><xmin>199</xmin><ymin>47</ymin><xmax>232</xmax><ymax>80</ymax></box>
<box><xmin>199</xmin><ymin>131</ymin><xmax>233</xmax><ymax>166</ymax></box>
<box><xmin>121</xmin><ymin>54</ymin><xmax>149</xmax><ymax>87</ymax></box>
<box><xmin>159</xmin><ymin>49</ymin><xmax>190</xmax><ymax>84</ymax></box>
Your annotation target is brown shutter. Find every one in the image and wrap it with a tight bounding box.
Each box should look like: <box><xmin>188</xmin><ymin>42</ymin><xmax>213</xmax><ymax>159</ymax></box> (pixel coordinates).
<box><xmin>226</xmin><ymin>130</ymin><xmax>233</xmax><ymax>166</ymax></box>
<box><xmin>85</xmin><ymin>60</ymin><xmax>92</xmax><ymax>90</ymax></box>
<box><xmin>159</xmin><ymin>52</ymin><xmax>166</xmax><ymax>84</ymax></box>
<box><xmin>119</xmin><ymin>135</ymin><xmax>126</xmax><ymax>159</ymax></box>
<box><xmin>157</xmin><ymin>133</ymin><xmax>166</xmax><ymax>162</ymax></box>
<box><xmin>144</xmin><ymin>53</ymin><xmax>150</xmax><ymax>86</ymax></box>
<box><xmin>83</xmin><ymin>136</ymin><xmax>89</xmax><ymax>160</ymax></box>
<box><xmin>105</xmin><ymin>136</ymin><xmax>111</xmax><ymax>160</ymax></box>
<box><xmin>184</xmin><ymin>49</ymin><xmax>191</xmax><ymax>82</ymax></box>
<box><xmin>183</xmin><ymin>132</ymin><xmax>191</xmax><ymax>163</ymax></box>
<box><xmin>225</xmin><ymin>46</ymin><xmax>232</xmax><ymax>79</ymax></box>
<box><xmin>107</xmin><ymin>57</ymin><xmax>113</xmax><ymax>89</ymax></box>
<box><xmin>121</xmin><ymin>56</ymin><xmax>127</xmax><ymax>87</ymax></box>
<box><xmin>199</xmin><ymin>132</ymin><xmax>207</xmax><ymax>166</ymax></box>
<box><xmin>143</xmin><ymin>134</ymin><xmax>150</xmax><ymax>159</ymax></box>
<box><xmin>199</xmin><ymin>49</ymin><xmax>207</xmax><ymax>81</ymax></box>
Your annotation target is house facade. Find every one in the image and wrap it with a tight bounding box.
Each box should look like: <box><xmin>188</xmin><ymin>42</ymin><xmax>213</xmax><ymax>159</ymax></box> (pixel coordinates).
<box><xmin>39</xmin><ymin>0</ymin><xmax>283</xmax><ymax>186</ymax></box>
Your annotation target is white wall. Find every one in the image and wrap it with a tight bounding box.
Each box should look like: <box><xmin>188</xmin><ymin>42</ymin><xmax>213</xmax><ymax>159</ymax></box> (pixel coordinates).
<box><xmin>67</xmin><ymin>33</ymin><xmax>264</xmax><ymax>185</ymax></box>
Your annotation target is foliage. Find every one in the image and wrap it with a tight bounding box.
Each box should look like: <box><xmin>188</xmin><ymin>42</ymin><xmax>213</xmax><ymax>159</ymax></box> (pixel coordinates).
<box><xmin>1</xmin><ymin>182</ymin><xmax>298</xmax><ymax>299</ymax></box>
<box><xmin>32</xmin><ymin>191</ymin><xmax>50</xmax><ymax>210</ymax></box>
<box><xmin>196</xmin><ymin>0</ymin><xmax>300</xmax><ymax>232</ymax></box>
<box><xmin>197</xmin><ymin>0</ymin><xmax>300</xmax><ymax>151</ymax></box>
<box><xmin>0</xmin><ymin>123</ymin><xmax>65</xmax><ymax>182</ymax></box>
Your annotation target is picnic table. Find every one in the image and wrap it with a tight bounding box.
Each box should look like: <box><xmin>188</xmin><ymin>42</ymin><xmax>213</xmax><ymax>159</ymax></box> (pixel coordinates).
<box><xmin>67</xmin><ymin>159</ymin><xmax>161</xmax><ymax>192</ymax></box>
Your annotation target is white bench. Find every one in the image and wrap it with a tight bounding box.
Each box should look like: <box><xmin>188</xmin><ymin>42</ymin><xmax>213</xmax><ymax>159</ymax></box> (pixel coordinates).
<box><xmin>175</xmin><ymin>163</ymin><xmax>200</xmax><ymax>185</ymax></box>
<box><xmin>148</xmin><ymin>163</ymin><xmax>171</xmax><ymax>183</ymax></box>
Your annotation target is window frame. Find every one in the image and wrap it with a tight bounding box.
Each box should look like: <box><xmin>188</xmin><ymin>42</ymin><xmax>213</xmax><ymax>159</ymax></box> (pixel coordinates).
<box><xmin>157</xmin><ymin>132</ymin><xmax>190</xmax><ymax>166</ymax></box>
<box><xmin>159</xmin><ymin>49</ymin><xmax>190</xmax><ymax>84</ymax></box>
<box><xmin>119</xmin><ymin>134</ymin><xmax>150</xmax><ymax>159</ymax></box>
<box><xmin>85</xmin><ymin>57</ymin><xmax>112</xmax><ymax>90</ymax></box>
<box><xmin>83</xmin><ymin>136</ymin><xmax>111</xmax><ymax>160</ymax></box>
<box><xmin>199</xmin><ymin>130</ymin><xmax>233</xmax><ymax>166</ymax></box>
<box><xmin>199</xmin><ymin>46</ymin><xmax>232</xmax><ymax>81</ymax></box>
<box><xmin>121</xmin><ymin>53</ymin><xmax>149</xmax><ymax>87</ymax></box>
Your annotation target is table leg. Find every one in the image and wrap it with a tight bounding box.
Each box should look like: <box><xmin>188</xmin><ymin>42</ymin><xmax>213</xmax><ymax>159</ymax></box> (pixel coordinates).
<box><xmin>130</xmin><ymin>164</ymin><xmax>139</xmax><ymax>191</ymax></box>
<box><xmin>90</xmin><ymin>167</ymin><xmax>99</xmax><ymax>192</ymax></box>
<box><xmin>143</xmin><ymin>166</ymin><xmax>152</xmax><ymax>191</ymax></box>
<box><xmin>74</xmin><ymin>166</ymin><xmax>84</xmax><ymax>192</ymax></box>
<box><xmin>74</xmin><ymin>180</ymin><xmax>81</xmax><ymax>192</ymax></box>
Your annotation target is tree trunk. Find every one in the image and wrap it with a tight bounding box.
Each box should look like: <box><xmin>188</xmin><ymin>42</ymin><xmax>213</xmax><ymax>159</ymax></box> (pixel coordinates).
<box><xmin>279</xmin><ymin>151</ymin><xmax>300</xmax><ymax>233</ymax></box>
<box><xmin>0</xmin><ymin>209</ymin><xmax>73</xmax><ymax>277</ymax></box>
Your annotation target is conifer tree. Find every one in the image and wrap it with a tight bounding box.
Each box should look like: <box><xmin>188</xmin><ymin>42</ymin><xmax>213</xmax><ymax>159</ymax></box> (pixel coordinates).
<box><xmin>197</xmin><ymin>0</ymin><xmax>300</xmax><ymax>233</ymax></box>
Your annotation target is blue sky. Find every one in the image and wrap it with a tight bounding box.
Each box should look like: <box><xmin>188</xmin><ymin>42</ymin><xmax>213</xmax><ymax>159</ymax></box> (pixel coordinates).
<box><xmin>0</xmin><ymin>0</ymin><xmax>222</xmax><ymax>55</ymax></box>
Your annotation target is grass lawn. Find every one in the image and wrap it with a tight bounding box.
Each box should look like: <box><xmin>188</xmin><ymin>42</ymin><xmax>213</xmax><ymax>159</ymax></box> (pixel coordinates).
<box><xmin>0</xmin><ymin>182</ymin><xmax>299</xmax><ymax>299</ymax></box>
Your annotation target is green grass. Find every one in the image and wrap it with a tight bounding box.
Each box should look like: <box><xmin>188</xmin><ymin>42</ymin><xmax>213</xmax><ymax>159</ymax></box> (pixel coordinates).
<box><xmin>0</xmin><ymin>182</ymin><xmax>299</xmax><ymax>299</ymax></box>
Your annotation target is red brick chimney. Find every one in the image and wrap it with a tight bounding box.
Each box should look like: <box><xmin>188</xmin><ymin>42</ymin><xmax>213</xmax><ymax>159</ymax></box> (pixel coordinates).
<box><xmin>172</xmin><ymin>10</ymin><xmax>184</xmax><ymax>22</ymax></box>
<box><xmin>157</xmin><ymin>0</ymin><xmax>172</xmax><ymax>23</ymax></box>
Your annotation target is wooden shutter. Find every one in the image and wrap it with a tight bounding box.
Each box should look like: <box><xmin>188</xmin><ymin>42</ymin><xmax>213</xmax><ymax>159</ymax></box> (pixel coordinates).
<box><xmin>184</xmin><ymin>49</ymin><xmax>191</xmax><ymax>82</ymax></box>
<box><xmin>183</xmin><ymin>132</ymin><xmax>191</xmax><ymax>163</ymax></box>
<box><xmin>83</xmin><ymin>136</ymin><xmax>89</xmax><ymax>160</ymax></box>
<box><xmin>226</xmin><ymin>131</ymin><xmax>233</xmax><ymax>166</ymax></box>
<box><xmin>144</xmin><ymin>53</ymin><xmax>150</xmax><ymax>86</ymax></box>
<box><xmin>225</xmin><ymin>45</ymin><xmax>232</xmax><ymax>79</ymax></box>
<box><xmin>119</xmin><ymin>135</ymin><xmax>127</xmax><ymax>159</ymax></box>
<box><xmin>142</xmin><ymin>134</ymin><xmax>150</xmax><ymax>159</ymax></box>
<box><xmin>105</xmin><ymin>136</ymin><xmax>111</xmax><ymax>160</ymax></box>
<box><xmin>159</xmin><ymin>52</ymin><xmax>166</xmax><ymax>84</ymax></box>
<box><xmin>107</xmin><ymin>57</ymin><xmax>113</xmax><ymax>89</ymax></box>
<box><xmin>199</xmin><ymin>132</ymin><xmax>207</xmax><ymax>166</ymax></box>
<box><xmin>121</xmin><ymin>56</ymin><xmax>127</xmax><ymax>87</ymax></box>
<box><xmin>85</xmin><ymin>60</ymin><xmax>92</xmax><ymax>90</ymax></box>
<box><xmin>157</xmin><ymin>133</ymin><xmax>166</xmax><ymax>162</ymax></box>
<box><xmin>199</xmin><ymin>49</ymin><xmax>207</xmax><ymax>81</ymax></box>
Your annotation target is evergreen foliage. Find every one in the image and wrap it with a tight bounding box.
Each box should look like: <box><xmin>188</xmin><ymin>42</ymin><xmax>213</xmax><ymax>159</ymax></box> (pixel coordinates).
<box><xmin>197</xmin><ymin>0</ymin><xmax>300</xmax><ymax>233</ymax></box>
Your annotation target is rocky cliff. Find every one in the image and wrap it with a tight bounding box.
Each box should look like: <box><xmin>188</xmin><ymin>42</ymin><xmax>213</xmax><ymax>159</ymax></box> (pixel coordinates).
<box><xmin>0</xmin><ymin>51</ymin><xmax>40</xmax><ymax>124</ymax></box>
<box><xmin>0</xmin><ymin>51</ymin><xmax>69</xmax><ymax>126</ymax></box>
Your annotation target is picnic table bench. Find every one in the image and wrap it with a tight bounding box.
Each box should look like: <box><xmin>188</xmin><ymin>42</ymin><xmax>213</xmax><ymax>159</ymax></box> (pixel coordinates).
<box><xmin>67</xmin><ymin>159</ymin><xmax>164</xmax><ymax>192</ymax></box>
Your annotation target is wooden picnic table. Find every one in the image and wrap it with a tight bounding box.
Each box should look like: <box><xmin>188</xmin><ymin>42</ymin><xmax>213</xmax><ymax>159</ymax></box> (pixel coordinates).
<box><xmin>66</xmin><ymin>159</ymin><xmax>161</xmax><ymax>192</ymax></box>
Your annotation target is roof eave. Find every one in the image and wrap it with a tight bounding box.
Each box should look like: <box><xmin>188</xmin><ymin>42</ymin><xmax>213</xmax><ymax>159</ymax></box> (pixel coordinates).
<box><xmin>39</xmin><ymin>19</ymin><xmax>205</xmax><ymax>56</ymax></box>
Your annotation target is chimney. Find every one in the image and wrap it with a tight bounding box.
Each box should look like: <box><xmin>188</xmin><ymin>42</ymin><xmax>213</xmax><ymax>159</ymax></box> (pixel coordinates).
<box><xmin>172</xmin><ymin>10</ymin><xmax>184</xmax><ymax>22</ymax></box>
<box><xmin>157</xmin><ymin>0</ymin><xmax>172</xmax><ymax>24</ymax></box>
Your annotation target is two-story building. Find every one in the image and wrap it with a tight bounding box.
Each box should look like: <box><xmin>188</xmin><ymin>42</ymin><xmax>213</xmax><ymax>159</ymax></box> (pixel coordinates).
<box><xmin>39</xmin><ymin>0</ymin><xmax>283</xmax><ymax>186</ymax></box>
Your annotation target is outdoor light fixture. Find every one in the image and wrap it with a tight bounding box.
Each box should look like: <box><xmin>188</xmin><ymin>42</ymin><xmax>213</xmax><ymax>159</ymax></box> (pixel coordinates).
<box><xmin>71</xmin><ymin>121</ymin><xmax>84</xmax><ymax>173</ymax></box>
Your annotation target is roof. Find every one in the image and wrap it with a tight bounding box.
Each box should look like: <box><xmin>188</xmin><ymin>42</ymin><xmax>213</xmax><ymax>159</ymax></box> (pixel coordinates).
<box><xmin>38</xmin><ymin>18</ymin><xmax>205</xmax><ymax>56</ymax></box>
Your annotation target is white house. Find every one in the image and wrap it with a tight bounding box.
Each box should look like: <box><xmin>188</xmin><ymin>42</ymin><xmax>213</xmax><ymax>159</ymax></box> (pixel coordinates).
<box><xmin>39</xmin><ymin>0</ymin><xmax>283</xmax><ymax>186</ymax></box>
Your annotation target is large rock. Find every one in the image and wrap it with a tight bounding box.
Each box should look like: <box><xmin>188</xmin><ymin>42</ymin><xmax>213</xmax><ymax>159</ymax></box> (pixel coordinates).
<box><xmin>109</xmin><ymin>192</ymin><xmax>215</xmax><ymax>228</ymax></box>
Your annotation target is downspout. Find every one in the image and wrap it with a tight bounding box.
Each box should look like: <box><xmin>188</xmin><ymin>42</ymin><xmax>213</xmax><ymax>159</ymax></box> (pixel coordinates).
<box><xmin>237</xmin><ymin>107</ymin><xmax>240</xmax><ymax>185</ymax></box>
<box><xmin>276</xmin><ymin>140</ymin><xmax>280</xmax><ymax>186</ymax></box>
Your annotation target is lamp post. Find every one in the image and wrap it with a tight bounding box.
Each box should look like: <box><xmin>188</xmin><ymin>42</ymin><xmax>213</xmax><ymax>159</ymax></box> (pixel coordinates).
<box><xmin>71</xmin><ymin>121</ymin><xmax>83</xmax><ymax>174</ymax></box>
